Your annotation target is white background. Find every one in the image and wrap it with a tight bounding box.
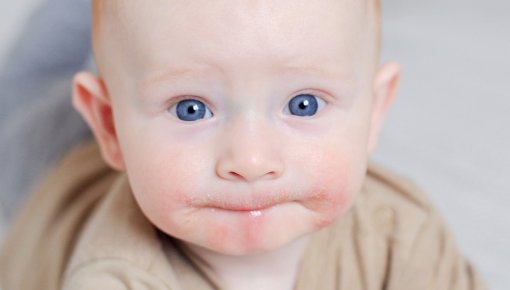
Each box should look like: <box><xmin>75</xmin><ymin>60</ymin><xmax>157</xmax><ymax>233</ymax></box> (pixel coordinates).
<box><xmin>1</xmin><ymin>0</ymin><xmax>509</xmax><ymax>289</ymax></box>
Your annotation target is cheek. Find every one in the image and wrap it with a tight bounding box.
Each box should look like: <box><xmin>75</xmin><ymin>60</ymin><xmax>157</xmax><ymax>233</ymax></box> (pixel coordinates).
<box><xmin>300</xmin><ymin>138</ymin><xmax>368</xmax><ymax>229</ymax></box>
<box><xmin>121</xmin><ymin>138</ymin><xmax>212</xmax><ymax>235</ymax></box>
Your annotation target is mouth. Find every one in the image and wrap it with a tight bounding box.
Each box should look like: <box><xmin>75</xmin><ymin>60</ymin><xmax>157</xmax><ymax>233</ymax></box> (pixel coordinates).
<box><xmin>206</xmin><ymin>202</ymin><xmax>296</xmax><ymax>220</ymax></box>
<box><xmin>191</xmin><ymin>192</ymin><xmax>295</xmax><ymax>213</ymax></box>
<box><xmin>206</xmin><ymin>201</ymin><xmax>283</xmax><ymax>212</ymax></box>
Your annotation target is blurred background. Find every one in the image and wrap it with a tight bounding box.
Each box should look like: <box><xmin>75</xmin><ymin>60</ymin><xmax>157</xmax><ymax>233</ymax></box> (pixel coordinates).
<box><xmin>0</xmin><ymin>0</ymin><xmax>509</xmax><ymax>289</ymax></box>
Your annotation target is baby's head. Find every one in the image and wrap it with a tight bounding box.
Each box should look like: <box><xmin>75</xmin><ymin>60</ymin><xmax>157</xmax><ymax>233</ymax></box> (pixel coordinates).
<box><xmin>74</xmin><ymin>0</ymin><xmax>399</xmax><ymax>256</ymax></box>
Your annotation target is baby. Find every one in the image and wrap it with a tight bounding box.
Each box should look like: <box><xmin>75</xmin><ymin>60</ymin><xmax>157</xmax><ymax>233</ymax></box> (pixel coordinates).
<box><xmin>0</xmin><ymin>1</ymin><xmax>487</xmax><ymax>290</ymax></box>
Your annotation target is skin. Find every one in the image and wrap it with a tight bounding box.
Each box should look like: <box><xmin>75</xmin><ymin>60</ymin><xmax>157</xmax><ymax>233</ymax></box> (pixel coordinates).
<box><xmin>74</xmin><ymin>1</ymin><xmax>400</xmax><ymax>289</ymax></box>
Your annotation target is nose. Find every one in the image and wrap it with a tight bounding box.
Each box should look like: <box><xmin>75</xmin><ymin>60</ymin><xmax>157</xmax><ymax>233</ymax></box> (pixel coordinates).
<box><xmin>215</xmin><ymin>118</ymin><xmax>284</xmax><ymax>183</ymax></box>
<box><xmin>216</xmin><ymin>150</ymin><xmax>283</xmax><ymax>182</ymax></box>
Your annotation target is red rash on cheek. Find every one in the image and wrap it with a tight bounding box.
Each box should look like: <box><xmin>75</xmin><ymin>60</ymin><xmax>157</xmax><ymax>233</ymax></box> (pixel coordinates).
<box><xmin>309</xmin><ymin>183</ymin><xmax>357</xmax><ymax>230</ymax></box>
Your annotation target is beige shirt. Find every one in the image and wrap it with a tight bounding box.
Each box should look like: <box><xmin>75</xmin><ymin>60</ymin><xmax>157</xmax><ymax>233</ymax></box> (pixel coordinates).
<box><xmin>0</xmin><ymin>142</ymin><xmax>487</xmax><ymax>290</ymax></box>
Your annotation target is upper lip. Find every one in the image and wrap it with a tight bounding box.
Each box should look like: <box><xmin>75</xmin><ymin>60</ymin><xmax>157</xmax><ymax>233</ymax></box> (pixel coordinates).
<box><xmin>190</xmin><ymin>192</ymin><xmax>294</xmax><ymax>212</ymax></box>
<box><xmin>208</xmin><ymin>203</ymin><xmax>277</xmax><ymax>212</ymax></box>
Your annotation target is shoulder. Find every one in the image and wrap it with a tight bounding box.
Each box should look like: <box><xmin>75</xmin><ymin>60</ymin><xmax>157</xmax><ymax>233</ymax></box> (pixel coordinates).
<box><xmin>358</xmin><ymin>162</ymin><xmax>453</xmax><ymax>256</ymax></box>
<box><xmin>63</xmin><ymin>259</ymin><xmax>169</xmax><ymax>290</ymax></box>
<box><xmin>357</xmin><ymin>162</ymin><xmax>435</xmax><ymax>237</ymax></box>
<box><xmin>353</xmin><ymin>162</ymin><xmax>441</xmax><ymax>273</ymax></box>
<box><xmin>357</xmin><ymin>163</ymin><xmax>488</xmax><ymax>290</ymax></box>
<box><xmin>0</xmin><ymin>141</ymin><xmax>120</xmax><ymax>290</ymax></box>
<box><xmin>63</xmin><ymin>174</ymin><xmax>168</xmax><ymax>283</ymax></box>
<box><xmin>363</xmin><ymin>162</ymin><xmax>434</xmax><ymax>213</ymax></box>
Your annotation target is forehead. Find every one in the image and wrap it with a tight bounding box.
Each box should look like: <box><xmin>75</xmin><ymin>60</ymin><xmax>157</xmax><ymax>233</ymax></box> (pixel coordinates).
<box><xmin>95</xmin><ymin>0</ymin><xmax>375</xmax><ymax>80</ymax></box>
<box><xmin>99</xmin><ymin>0</ymin><xmax>369</xmax><ymax>30</ymax></box>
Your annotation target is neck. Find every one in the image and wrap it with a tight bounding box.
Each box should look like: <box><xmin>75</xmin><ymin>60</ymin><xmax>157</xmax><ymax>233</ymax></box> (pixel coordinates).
<box><xmin>183</xmin><ymin>236</ymin><xmax>311</xmax><ymax>290</ymax></box>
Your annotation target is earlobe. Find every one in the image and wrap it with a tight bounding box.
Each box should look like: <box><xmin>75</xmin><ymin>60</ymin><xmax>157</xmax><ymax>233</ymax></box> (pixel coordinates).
<box><xmin>367</xmin><ymin>61</ymin><xmax>401</xmax><ymax>153</ymax></box>
<box><xmin>72</xmin><ymin>72</ymin><xmax>125</xmax><ymax>170</ymax></box>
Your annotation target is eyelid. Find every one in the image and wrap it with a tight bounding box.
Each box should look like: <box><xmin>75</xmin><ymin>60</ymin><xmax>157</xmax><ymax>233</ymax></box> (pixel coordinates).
<box><xmin>166</xmin><ymin>96</ymin><xmax>215</xmax><ymax>121</ymax></box>
<box><xmin>165</xmin><ymin>95</ymin><xmax>216</xmax><ymax>111</ymax></box>
<box><xmin>167</xmin><ymin>95</ymin><xmax>217</xmax><ymax>114</ymax></box>
<box><xmin>282</xmin><ymin>91</ymin><xmax>328</xmax><ymax>115</ymax></box>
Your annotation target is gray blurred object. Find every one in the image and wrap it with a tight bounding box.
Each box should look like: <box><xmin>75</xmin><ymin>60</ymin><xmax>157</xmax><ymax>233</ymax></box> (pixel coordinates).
<box><xmin>0</xmin><ymin>0</ymin><xmax>93</xmax><ymax>220</ymax></box>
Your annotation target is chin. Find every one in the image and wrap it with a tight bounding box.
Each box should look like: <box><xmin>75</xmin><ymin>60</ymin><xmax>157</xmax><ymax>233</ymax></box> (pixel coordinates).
<box><xmin>187</xmin><ymin>205</ymin><xmax>322</xmax><ymax>256</ymax></box>
<box><xmin>204</xmin><ymin>233</ymin><xmax>308</xmax><ymax>257</ymax></box>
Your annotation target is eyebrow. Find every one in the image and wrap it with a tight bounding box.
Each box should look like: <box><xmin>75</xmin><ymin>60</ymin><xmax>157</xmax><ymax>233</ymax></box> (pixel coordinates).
<box><xmin>280</xmin><ymin>64</ymin><xmax>354</xmax><ymax>83</ymax></box>
<box><xmin>142</xmin><ymin>63</ymin><xmax>354</xmax><ymax>91</ymax></box>
<box><xmin>142</xmin><ymin>67</ymin><xmax>211</xmax><ymax>90</ymax></box>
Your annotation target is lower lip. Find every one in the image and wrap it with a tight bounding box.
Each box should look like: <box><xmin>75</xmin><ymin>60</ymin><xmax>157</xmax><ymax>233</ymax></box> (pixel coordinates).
<box><xmin>204</xmin><ymin>207</ymin><xmax>279</xmax><ymax>251</ymax></box>
<box><xmin>222</xmin><ymin>209</ymin><xmax>265</xmax><ymax>218</ymax></box>
<box><xmin>207</xmin><ymin>204</ymin><xmax>281</xmax><ymax>217</ymax></box>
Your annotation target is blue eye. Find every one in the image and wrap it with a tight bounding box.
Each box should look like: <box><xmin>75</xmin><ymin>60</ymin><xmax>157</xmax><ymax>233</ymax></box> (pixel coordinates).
<box><xmin>286</xmin><ymin>94</ymin><xmax>324</xmax><ymax>117</ymax></box>
<box><xmin>168</xmin><ymin>99</ymin><xmax>213</xmax><ymax>121</ymax></box>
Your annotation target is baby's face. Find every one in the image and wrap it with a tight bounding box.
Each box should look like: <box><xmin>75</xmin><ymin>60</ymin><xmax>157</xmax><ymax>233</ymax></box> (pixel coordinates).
<box><xmin>90</xmin><ymin>0</ymin><xmax>388</xmax><ymax>255</ymax></box>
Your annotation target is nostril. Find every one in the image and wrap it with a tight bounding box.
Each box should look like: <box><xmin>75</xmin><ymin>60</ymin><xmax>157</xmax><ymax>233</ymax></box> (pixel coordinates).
<box><xmin>228</xmin><ymin>171</ymin><xmax>243</xmax><ymax>180</ymax></box>
<box><xmin>265</xmin><ymin>171</ymin><xmax>277</xmax><ymax>178</ymax></box>
<box><xmin>226</xmin><ymin>170</ymin><xmax>279</xmax><ymax>182</ymax></box>
<box><xmin>216</xmin><ymin>156</ymin><xmax>284</xmax><ymax>182</ymax></box>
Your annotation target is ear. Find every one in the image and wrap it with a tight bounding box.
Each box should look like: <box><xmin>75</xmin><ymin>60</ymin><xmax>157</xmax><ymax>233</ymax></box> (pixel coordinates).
<box><xmin>367</xmin><ymin>61</ymin><xmax>401</xmax><ymax>153</ymax></box>
<box><xmin>72</xmin><ymin>72</ymin><xmax>125</xmax><ymax>171</ymax></box>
